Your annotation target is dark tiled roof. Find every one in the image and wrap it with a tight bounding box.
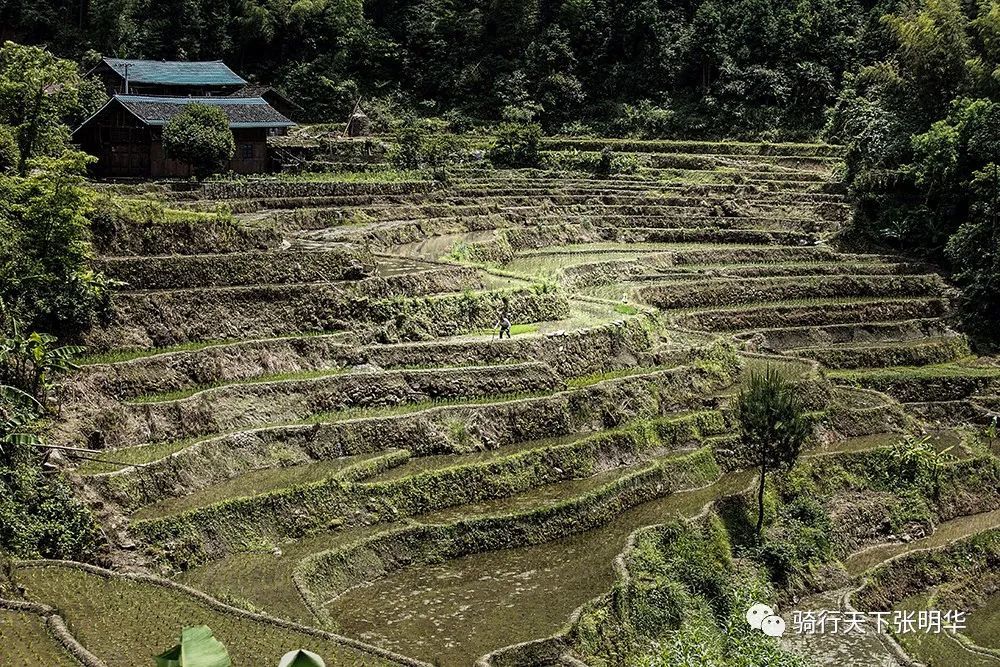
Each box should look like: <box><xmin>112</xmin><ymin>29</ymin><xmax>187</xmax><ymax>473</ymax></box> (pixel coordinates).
<box><xmin>228</xmin><ymin>85</ymin><xmax>303</xmax><ymax>111</ymax></box>
<box><xmin>99</xmin><ymin>58</ymin><xmax>246</xmax><ymax>86</ymax></box>
<box><xmin>229</xmin><ymin>84</ymin><xmax>272</xmax><ymax>97</ymax></box>
<box><xmin>114</xmin><ymin>95</ymin><xmax>295</xmax><ymax>128</ymax></box>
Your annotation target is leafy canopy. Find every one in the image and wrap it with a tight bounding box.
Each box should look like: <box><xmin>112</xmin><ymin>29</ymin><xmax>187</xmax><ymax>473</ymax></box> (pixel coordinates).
<box><xmin>0</xmin><ymin>41</ymin><xmax>82</xmax><ymax>174</ymax></box>
<box><xmin>737</xmin><ymin>367</ymin><xmax>810</xmax><ymax>474</ymax></box>
<box><xmin>162</xmin><ymin>104</ymin><xmax>236</xmax><ymax>180</ymax></box>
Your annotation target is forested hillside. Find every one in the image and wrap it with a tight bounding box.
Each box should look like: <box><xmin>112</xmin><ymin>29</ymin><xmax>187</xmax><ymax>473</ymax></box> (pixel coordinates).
<box><xmin>7</xmin><ymin>0</ymin><xmax>1000</xmax><ymax>340</ymax></box>
<box><xmin>4</xmin><ymin>0</ymin><xmax>896</xmax><ymax>136</ymax></box>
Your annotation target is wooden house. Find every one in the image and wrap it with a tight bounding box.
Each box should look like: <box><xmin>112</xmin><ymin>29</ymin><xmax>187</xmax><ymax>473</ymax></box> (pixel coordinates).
<box><xmin>72</xmin><ymin>95</ymin><xmax>295</xmax><ymax>178</ymax></box>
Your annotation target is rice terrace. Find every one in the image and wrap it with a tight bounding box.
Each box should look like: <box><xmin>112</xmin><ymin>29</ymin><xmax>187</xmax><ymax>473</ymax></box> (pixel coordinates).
<box><xmin>4</xmin><ymin>2</ymin><xmax>1000</xmax><ymax>666</ymax></box>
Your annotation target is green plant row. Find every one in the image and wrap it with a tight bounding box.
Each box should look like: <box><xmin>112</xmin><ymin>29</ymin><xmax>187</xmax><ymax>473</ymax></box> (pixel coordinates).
<box><xmin>126</xmin><ymin>359</ymin><xmax>739</xmax><ymax>567</ymax></box>
<box><xmin>539</xmin><ymin>137</ymin><xmax>845</xmax><ymax>158</ymax></box>
<box><xmin>295</xmin><ymin>446</ymin><xmax>722</xmax><ymax>621</ymax></box>
<box><xmin>93</xmin><ymin>247</ymin><xmax>377</xmax><ymax>291</ymax></box>
<box><xmin>105</xmin><ymin>361</ymin><xmax>561</xmax><ymax>446</ymax></box>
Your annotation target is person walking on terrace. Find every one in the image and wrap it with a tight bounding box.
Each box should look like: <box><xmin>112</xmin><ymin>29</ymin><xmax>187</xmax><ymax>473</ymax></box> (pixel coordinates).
<box><xmin>494</xmin><ymin>309</ymin><xmax>512</xmax><ymax>340</ymax></box>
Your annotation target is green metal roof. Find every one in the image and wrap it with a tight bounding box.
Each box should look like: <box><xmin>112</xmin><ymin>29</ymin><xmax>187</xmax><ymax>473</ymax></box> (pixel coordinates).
<box><xmin>100</xmin><ymin>58</ymin><xmax>246</xmax><ymax>86</ymax></box>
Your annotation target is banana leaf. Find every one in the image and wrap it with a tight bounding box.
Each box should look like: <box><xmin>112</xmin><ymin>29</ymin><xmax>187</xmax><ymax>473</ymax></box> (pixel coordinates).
<box><xmin>154</xmin><ymin>625</ymin><xmax>231</xmax><ymax>667</ymax></box>
<box><xmin>278</xmin><ymin>649</ymin><xmax>326</xmax><ymax>667</ymax></box>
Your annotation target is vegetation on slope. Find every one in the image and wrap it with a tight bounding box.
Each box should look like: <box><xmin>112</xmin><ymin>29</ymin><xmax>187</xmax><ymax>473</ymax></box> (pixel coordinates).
<box><xmin>832</xmin><ymin>0</ymin><xmax>1000</xmax><ymax>342</ymax></box>
<box><xmin>0</xmin><ymin>42</ymin><xmax>106</xmax><ymax>562</ymax></box>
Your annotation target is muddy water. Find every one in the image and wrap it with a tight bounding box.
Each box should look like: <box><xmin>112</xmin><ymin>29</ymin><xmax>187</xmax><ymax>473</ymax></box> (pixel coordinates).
<box><xmin>325</xmin><ymin>471</ymin><xmax>753</xmax><ymax>666</ymax></box>
<box><xmin>133</xmin><ymin>451</ymin><xmax>387</xmax><ymax>520</ymax></box>
<box><xmin>967</xmin><ymin>592</ymin><xmax>1000</xmax><ymax>650</ymax></box>
<box><xmin>844</xmin><ymin>508</ymin><xmax>1000</xmax><ymax>577</ymax></box>
<box><xmin>393</xmin><ymin>231</ymin><xmax>498</xmax><ymax>261</ymax></box>
<box><xmin>376</xmin><ymin>257</ymin><xmax>438</xmax><ymax>277</ymax></box>
<box><xmin>892</xmin><ymin>592</ymin><xmax>1000</xmax><ymax>667</ymax></box>
<box><xmin>178</xmin><ymin>523</ymin><xmax>403</xmax><ymax>625</ymax></box>
<box><xmin>781</xmin><ymin>590</ymin><xmax>903</xmax><ymax>667</ymax></box>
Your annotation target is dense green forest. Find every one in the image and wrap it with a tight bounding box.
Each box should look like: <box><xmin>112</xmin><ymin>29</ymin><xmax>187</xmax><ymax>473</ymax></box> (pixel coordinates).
<box><xmin>3</xmin><ymin>0</ymin><xmax>901</xmax><ymax>136</ymax></box>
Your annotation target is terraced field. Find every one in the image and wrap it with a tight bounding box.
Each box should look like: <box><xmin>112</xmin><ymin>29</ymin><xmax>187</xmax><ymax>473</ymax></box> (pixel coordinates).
<box><xmin>7</xmin><ymin>139</ymin><xmax>1000</xmax><ymax>666</ymax></box>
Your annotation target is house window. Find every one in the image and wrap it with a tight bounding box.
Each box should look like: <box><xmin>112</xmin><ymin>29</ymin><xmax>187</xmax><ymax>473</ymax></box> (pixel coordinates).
<box><xmin>241</xmin><ymin>144</ymin><xmax>254</xmax><ymax>159</ymax></box>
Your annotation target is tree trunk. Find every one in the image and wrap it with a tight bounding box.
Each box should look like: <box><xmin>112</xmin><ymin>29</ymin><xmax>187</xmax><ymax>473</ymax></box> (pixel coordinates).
<box><xmin>756</xmin><ymin>462</ymin><xmax>766</xmax><ymax>538</ymax></box>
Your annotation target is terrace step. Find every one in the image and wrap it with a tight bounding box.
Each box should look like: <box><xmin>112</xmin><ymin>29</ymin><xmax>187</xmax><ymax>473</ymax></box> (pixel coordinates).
<box><xmin>363</xmin><ymin>410</ymin><xmax>730</xmax><ymax>485</ymax></box>
<box><xmin>174</xmin><ymin>454</ymin><xmax>736</xmax><ymax>633</ymax></box>
<box><xmin>301</xmin><ymin>200</ymin><xmax>841</xmax><ymax>224</ymax></box>
<box><xmin>130</xmin><ymin>450</ymin><xmax>405</xmax><ymax>521</ymax></box>
<box><xmin>639</xmin><ymin>274</ymin><xmax>947</xmax><ymax>311</ymax></box>
<box><xmin>15</xmin><ymin>563</ymin><xmax>405</xmax><ymax>666</ymax></box>
<box><xmin>538</xmin><ymin>138</ymin><xmax>845</xmax><ymax>157</ymax></box>
<box><xmin>99</xmin><ymin>361</ymin><xmax>564</xmax><ymax>445</ymax></box>
<box><xmin>599</xmin><ymin>226</ymin><xmax>818</xmax><ymax>246</ymax></box>
<box><xmin>639</xmin><ymin>152</ymin><xmax>840</xmax><ymax>171</ymax></box>
<box><xmin>902</xmin><ymin>399</ymin><xmax>997</xmax><ymax>425</ymax></box>
<box><xmin>68</xmin><ymin>313</ymin><xmax>649</xmax><ymax>403</ymax></box>
<box><xmin>80</xmin><ymin>361</ymin><xmax>732</xmax><ymax>512</ymax></box>
<box><xmin>92</xmin><ymin>247</ymin><xmax>376</xmax><ymax>289</ymax></box>
<box><xmin>81</xmin><ymin>276</ymin><xmax>563</xmax><ymax>353</ymax></box>
<box><xmin>738</xmin><ymin>318</ymin><xmax>955</xmax><ymax>352</ymax></box>
<box><xmin>198</xmin><ymin>190</ymin><xmax>849</xmax><ymax>215</ymax></box>
<box><xmin>669</xmin><ymin>260</ymin><xmax>928</xmax><ymax>279</ymax></box>
<box><xmin>829</xmin><ymin>364</ymin><xmax>1000</xmax><ymax>403</ymax></box>
<box><xmin>844</xmin><ymin>507</ymin><xmax>1000</xmax><ymax>576</ymax></box>
<box><xmin>790</xmin><ymin>335</ymin><xmax>970</xmax><ymax>370</ymax></box>
<box><xmin>128</xmin><ymin>422</ymin><xmax>726</xmax><ymax>553</ymax></box>
<box><xmin>177</xmin><ymin>522</ymin><xmax>406</xmax><ymax>625</ymax></box>
<box><xmin>580</xmin><ymin>213</ymin><xmax>839</xmax><ymax>233</ymax></box>
<box><xmin>452</xmin><ymin>172</ymin><xmax>834</xmax><ymax>185</ymax></box>
<box><xmin>447</xmin><ymin>183</ymin><xmax>843</xmax><ymax>199</ymax></box>
<box><xmin>321</xmin><ymin>461</ymin><xmax>749</xmax><ymax>665</ymax></box>
<box><xmin>675</xmin><ymin>297</ymin><xmax>951</xmax><ymax>331</ymax></box>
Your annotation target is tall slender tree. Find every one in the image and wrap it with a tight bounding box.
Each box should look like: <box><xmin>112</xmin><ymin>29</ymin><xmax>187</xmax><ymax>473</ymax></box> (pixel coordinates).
<box><xmin>736</xmin><ymin>366</ymin><xmax>811</xmax><ymax>538</ymax></box>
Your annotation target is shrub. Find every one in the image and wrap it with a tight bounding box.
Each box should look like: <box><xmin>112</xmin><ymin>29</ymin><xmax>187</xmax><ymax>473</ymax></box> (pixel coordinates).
<box><xmin>757</xmin><ymin>495</ymin><xmax>833</xmax><ymax>585</ymax></box>
<box><xmin>390</xmin><ymin>123</ymin><xmax>469</xmax><ymax>176</ymax></box>
<box><xmin>163</xmin><ymin>104</ymin><xmax>236</xmax><ymax>180</ymax></box>
<box><xmin>0</xmin><ymin>150</ymin><xmax>110</xmax><ymax>332</ymax></box>
<box><xmin>594</xmin><ymin>146</ymin><xmax>641</xmax><ymax>176</ymax></box>
<box><xmin>488</xmin><ymin>122</ymin><xmax>542</xmax><ymax>168</ymax></box>
<box><xmin>611</xmin><ymin>100</ymin><xmax>676</xmax><ymax>139</ymax></box>
<box><xmin>0</xmin><ymin>42</ymin><xmax>82</xmax><ymax>174</ymax></box>
<box><xmin>391</xmin><ymin>123</ymin><xmax>426</xmax><ymax>169</ymax></box>
<box><xmin>0</xmin><ymin>312</ymin><xmax>97</xmax><ymax>560</ymax></box>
